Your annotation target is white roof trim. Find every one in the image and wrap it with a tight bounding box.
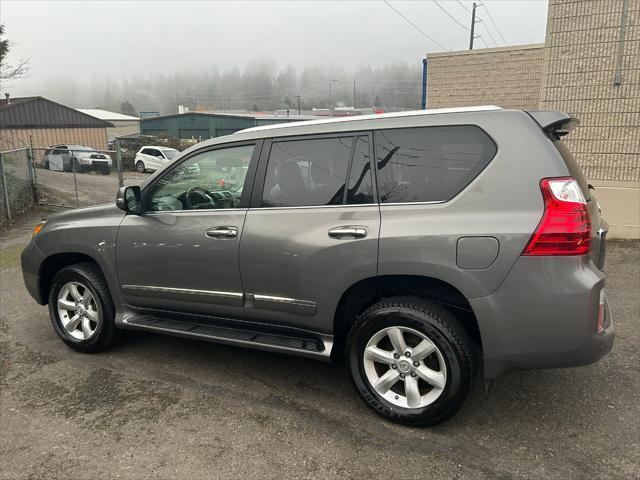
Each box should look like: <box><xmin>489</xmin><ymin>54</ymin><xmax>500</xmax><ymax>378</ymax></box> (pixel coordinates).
<box><xmin>237</xmin><ymin>106</ymin><xmax>501</xmax><ymax>134</ymax></box>
<box><xmin>77</xmin><ymin>108</ymin><xmax>140</xmax><ymax>121</ymax></box>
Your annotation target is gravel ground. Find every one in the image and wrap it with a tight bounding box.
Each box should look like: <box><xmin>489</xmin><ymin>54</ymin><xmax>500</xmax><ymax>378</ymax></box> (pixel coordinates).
<box><xmin>1</xmin><ymin>208</ymin><xmax>638</xmax><ymax>479</ymax></box>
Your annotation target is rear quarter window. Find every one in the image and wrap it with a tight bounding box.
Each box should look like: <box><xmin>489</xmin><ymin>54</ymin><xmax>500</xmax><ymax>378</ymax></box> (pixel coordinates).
<box><xmin>374</xmin><ymin>125</ymin><xmax>497</xmax><ymax>203</ymax></box>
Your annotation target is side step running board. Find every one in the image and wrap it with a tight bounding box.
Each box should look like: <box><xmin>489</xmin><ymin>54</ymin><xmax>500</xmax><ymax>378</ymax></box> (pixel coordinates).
<box><xmin>121</xmin><ymin>315</ymin><xmax>333</xmax><ymax>361</ymax></box>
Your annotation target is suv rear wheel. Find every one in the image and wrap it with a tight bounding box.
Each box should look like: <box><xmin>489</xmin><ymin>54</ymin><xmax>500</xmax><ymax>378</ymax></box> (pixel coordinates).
<box><xmin>48</xmin><ymin>262</ymin><xmax>121</xmax><ymax>353</ymax></box>
<box><xmin>136</xmin><ymin>160</ymin><xmax>146</xmax><ymax>173</ymax></box>
<box><xmin>346</xmin><ymin>296</ymin><xmax>475</xmax><ymax>426</ymax></box>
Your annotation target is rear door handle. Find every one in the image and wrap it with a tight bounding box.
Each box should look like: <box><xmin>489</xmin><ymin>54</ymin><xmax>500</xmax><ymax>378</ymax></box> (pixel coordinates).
<box><xmin>205</xmin><ymin>226</ymin><xmax>238</xmax><ymax>239</ymax></box>
<box><xmin>328</xmin><ymin>226</ymin><xmax>368</xmax><ymax>239</ymax></box>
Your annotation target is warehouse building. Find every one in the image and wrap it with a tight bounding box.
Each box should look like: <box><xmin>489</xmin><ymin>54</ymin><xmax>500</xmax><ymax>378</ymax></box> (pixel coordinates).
<box><xmin>0</xmin><ymin>96</ymin><xmax>112</xmax><ymax>151</ymax></box>
<box><xmin>140</xmin><ymin>112</ymin><xmax>314</xmax><ymax>141</ymax></box>
<box><xmin>425</xmin><ymin>0</ymin><xmax>639</xmax><ymax>238</ymax></box>
<box><xmin>77</xmin><ymin>108</ymin><xmax>140</xmax><ymax>142</ymax></box>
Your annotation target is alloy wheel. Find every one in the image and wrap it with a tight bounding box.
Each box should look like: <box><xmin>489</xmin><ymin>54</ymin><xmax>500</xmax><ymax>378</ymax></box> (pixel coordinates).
<box><xmin>56</xmin><ymin>281</ymin><xmax>101</xmax><ymax>341</ymax></box>
<box><xmin>363</xmin><ymin>326</ymin><xmax>447</xmax><ymax>409</ymax></box>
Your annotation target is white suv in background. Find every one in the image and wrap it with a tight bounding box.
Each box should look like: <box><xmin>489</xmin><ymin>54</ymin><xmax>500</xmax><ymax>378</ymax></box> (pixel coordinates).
<box><xmin>134</xmin><ymin>146</ymin><xmax>180</xmax><ymax>173</ymax></box>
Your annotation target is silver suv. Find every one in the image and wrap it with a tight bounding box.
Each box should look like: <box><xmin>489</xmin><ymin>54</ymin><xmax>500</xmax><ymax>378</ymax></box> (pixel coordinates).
<box><xmin>21</xmin><ymin>106</ymin><xmax>614</xmax><ymax>426</ymax></box>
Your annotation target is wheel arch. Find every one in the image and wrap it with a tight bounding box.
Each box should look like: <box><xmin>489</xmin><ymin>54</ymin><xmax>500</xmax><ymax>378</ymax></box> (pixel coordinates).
<box><xmin>38</xmin><ymin>252</ymin><xmax>105</xmax><ymax>305</ymax></box>
<box><xmin>332</xmin><ymin>275</ymin><xmax>482</xmax><ymax>361</ymax></box>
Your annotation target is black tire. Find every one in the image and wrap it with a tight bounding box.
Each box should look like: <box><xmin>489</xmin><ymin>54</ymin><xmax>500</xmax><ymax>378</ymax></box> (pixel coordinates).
<box><xmin>136</xmin><ymin>160</ymin><xmax>145</xmax><ymax>173</ymax></box>
<box><xmin>44</xmin><ymin>161</ymin><xmax>50</xmax><ymax>170</ymax></box>
<box><xmin>346</xmin><ymin>296</ymin><xmax>475</xmax><ymax>427</ymax></box>
<box><xmin>47</xmin><ymin>262</ymin><xmax>121</xmax><ymax>353</ymax></box>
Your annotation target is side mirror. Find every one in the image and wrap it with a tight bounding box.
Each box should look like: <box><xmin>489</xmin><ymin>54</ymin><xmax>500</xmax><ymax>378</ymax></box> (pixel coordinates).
<box><xmin>116</xmin><ymin>186</ymin><xmax>142</xmax><ymax>213</ymax></box>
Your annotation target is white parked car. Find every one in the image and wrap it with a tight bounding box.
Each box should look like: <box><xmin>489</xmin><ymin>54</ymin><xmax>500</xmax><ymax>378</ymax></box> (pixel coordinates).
<box><xmin>134</xmin><ymin>146</ymin><xmax>180</xmax><ymax>173</ymax></box>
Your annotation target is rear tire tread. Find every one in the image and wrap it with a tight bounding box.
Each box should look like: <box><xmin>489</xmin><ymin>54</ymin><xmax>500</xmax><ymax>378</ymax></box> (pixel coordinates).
<box><xmin>346</xmin><ymin>295</ymin><xmax>476</xmax><ymax>426</ymax></box>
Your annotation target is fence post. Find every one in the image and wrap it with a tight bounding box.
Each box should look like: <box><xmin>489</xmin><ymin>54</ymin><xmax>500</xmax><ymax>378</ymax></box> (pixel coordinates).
<box><xmin>115</xmin><ymin>138</ymin><xmax>124</xmax><ymax>187</ymax></box>
<box><xmin>0</xmin><ymin>152</ymin><xmax>11</xmax><ymax>224</ymax></box>
<box><xmin>27</xmin><ymin>136</ymin><xmax>37</xmax><ymax>203</ymax></box>
<box><xmin>71</xmin><ymin>150</ymin><xmax>79</xmax><ymax>208</ymax></box>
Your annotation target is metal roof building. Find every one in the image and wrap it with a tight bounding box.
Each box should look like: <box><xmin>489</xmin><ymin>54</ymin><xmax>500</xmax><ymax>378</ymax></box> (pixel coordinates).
<box><xmin>77</xmin><ymin>108</ymin><xmax>140</xmax><ymax>141</ymax></box>
<box><xmin>140</xmin><ymin>111</ymin><xmax>315</xmax><ymax>141</ymax></box>
<box><xmin>0</xmin><ymin>96</ymin><xmax>112</xmax><ymax>150</ymax></box>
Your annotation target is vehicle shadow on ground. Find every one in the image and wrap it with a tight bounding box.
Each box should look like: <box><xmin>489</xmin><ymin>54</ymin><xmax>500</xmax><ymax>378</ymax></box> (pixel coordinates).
<box><xmin>112</xmin><ymin>328</ymin><xmax>616</xmax><ymax>435</ymax></box>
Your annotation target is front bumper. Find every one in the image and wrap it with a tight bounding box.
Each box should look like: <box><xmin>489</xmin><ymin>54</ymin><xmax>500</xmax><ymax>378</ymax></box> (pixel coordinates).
<box><xmin>21</xmin><ymin>241</ymin><xmax>46</xmax><ymax>304</ymax></box>
<box><xmin>471</xmin><ymin>255</ymin><xmax>614</xmax><ymax>381</ymax></box>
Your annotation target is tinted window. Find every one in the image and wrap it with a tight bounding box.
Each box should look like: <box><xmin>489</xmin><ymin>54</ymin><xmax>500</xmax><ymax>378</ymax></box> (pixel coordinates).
<box><xmin>375</xmin><ymin>126</ymin><xmax>497</xmax><ymax>203</ymax></box>
<box><xmin>148</xmin><ymin>144</ymin><xmax>254</xmax><ymax>211</ymax></box>
<box><xmin>346</xmin><ymin>136</ymin><xmax>374</xmax><ymax>204</ymax></box>
<box><xmin>262</xmin><ymin>137</ymin><xmax>356</xmax><ymax>207</ymax></box>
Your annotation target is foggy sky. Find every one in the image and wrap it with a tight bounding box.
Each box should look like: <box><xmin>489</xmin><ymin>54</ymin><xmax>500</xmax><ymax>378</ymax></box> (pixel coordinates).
<box><xmin>2</xmin><ymin>0</ymin><xmax>548</xmax><ymax>97</ymax></box>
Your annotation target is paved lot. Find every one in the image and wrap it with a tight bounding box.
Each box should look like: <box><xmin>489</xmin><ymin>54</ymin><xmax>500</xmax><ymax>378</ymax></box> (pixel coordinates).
<box><xmin>1</xmin><ymin>208</ymin><xmax>638</xmax><ymax>479</ymax></box>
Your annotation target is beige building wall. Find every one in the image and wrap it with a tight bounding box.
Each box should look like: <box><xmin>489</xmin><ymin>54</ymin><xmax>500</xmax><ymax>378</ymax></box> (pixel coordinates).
<box><xmin>540</xmin><ymin>0</ymin><xmax>639</xmax><ymax>239</ymax></box>
<box><xmin>426</xmin><ymin>44</ymin><xmax>545</xmax><ymax>109</ymax></box>
<box><xmin>106</xmin><ymin>120</ymin><xmax>140</xmax><ymax>141</ymax></box>
<box><xmin>0</xmin><ymin>127</ymin><xmax>109</xmax><ymax>153</ymax></box>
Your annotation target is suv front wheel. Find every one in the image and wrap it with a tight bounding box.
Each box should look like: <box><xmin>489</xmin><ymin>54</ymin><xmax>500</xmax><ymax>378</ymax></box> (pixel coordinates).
<box><xmin>48</xmin><ymin>262</ymin><xmax>121</xmax><ymax>353</ymax></box>
<box><xmin>346</xmin><ymin>296</ymin><xmax>475</xmax><ymax>426</ymax></box>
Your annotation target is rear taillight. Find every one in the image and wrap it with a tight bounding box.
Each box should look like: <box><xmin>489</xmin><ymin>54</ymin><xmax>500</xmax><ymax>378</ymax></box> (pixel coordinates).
<box><xmin>523</xmin><ymin>177</ymin><xmax>591</xmax><ymax>256</ymax></box>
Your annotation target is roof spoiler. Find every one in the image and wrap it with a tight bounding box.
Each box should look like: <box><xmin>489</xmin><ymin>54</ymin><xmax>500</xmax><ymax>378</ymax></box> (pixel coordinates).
<box><xmin>525</xmin><ymin>110</ymin><xmax>579</xmax><ymax>139</ymax></box>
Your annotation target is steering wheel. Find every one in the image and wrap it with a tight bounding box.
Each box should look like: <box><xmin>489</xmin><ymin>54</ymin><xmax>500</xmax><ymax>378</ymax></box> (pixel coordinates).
<box><xmin>185</xmin><ymin>187</ymin><xmax>218</xmax><ymax>210</ymax></box>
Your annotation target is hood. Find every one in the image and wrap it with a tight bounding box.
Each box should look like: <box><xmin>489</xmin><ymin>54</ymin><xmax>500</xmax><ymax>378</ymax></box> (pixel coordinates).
<box><xmin>45</xmin><ymin>203</ymin><xmax>125</xmax><ymax>224</ymax></box>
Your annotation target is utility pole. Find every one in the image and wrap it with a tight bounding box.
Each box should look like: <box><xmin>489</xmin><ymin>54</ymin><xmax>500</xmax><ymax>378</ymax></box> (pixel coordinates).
<box><xmin>175</xmin><ymin>93</ymin><xmax>179</xmax><ymax>113</ymax></box>
<box><xmin>296</xmin><ymin>95</ymin><xmax>301</xmax><ymax>115</ymax></box>
<box><xmin>329</xmin><ymin>79</ymin><xmax>338</xmax><ymax>115</ymax></box>
<box><xmin>469</xmin><ymin>2</ymin><xmax>477</xmax><ymax>50</ymax></box>
<box><xmin>421</xmin><ymin>58</ymin><xmax>428</xmax><ymax>109</ymax></box>
<box><xmin>353</xmin><ymin>78</ymin><xmax>356</xmax><ymax>109</ymax></box>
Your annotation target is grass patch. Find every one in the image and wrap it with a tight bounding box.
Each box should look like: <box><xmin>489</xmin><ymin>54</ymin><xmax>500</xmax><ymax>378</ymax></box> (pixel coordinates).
<box><xmin>0</xmin><ymin>243</ymin><xmax>26</xmax><ymax>270</ymax></box>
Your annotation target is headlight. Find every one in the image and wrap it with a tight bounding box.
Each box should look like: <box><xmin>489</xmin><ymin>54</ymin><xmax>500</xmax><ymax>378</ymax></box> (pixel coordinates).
<box><xmin>32</xmin><ymin>221</ymin><xmax>46</xmax><ymax>237</ymax></box>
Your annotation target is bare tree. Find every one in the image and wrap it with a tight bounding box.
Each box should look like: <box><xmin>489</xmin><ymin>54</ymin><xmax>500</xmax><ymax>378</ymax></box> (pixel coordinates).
<box><xmin>0</xmin><ymin>24</ymin><xmax>30</xmax><ymax>83</ymax></box>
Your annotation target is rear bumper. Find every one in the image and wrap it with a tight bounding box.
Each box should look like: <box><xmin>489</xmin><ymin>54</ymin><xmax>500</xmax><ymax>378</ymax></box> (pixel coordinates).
<box><xmin>471</xmin><ymin>255</ymin><xmax>614</xmax><ymax>381</ymax></box>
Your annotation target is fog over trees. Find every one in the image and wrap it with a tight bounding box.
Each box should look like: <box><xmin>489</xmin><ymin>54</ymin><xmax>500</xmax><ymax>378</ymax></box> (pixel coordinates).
<box><xmin>42</xmin><ymin>61</ymin><xmax>423</xmax><ymax>115</ymax></box>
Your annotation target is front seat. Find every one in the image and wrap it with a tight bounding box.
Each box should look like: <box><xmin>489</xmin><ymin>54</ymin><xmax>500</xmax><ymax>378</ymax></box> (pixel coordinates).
<box><xmin>274</xmin><ymin>161</ymin><xmax>307</xmax><ymax>206</ymax></box>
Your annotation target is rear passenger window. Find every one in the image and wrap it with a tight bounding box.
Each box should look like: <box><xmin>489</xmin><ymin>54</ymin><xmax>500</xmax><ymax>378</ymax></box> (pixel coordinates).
<box><xmin>261</xmin><ymin>136</ymin><xmax>373</xmax><ymax>207</ymax></box>
<box><xmin>374</xmin><ymin>126</ymin><xmax>497</xmax><ymax>203</ymax></box>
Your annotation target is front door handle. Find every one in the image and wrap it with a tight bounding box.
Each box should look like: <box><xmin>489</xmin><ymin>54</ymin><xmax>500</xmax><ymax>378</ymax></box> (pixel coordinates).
<box><xmin>328</xmin><ymin>226</ymin><xmax>368</xmax><ymax>239</ymax></box>
<box><xmin>205</xmin><ymin>226</ymin><xmax>238</xmax><ymax>239</ymax></box>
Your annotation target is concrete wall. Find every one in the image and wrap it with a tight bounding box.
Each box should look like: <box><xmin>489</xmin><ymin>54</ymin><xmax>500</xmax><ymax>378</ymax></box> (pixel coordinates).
<box><xmin>0</xmin><ymin>127</ymin><xmax>109</xmax><ymax>151</ymax></box>
<box><xmin>426</xmin><ymin>44</ymin><xmax>546</xmax><ymax>109</ymax></box>
<box><xmin>540</xmin><ymin>0</ymin><xmax>639</xmax><ymax>239</ymax></box>
<box><xmin>424</xmin><ymin>1</ymin><xmax>639</xmax><ymax>238</ymax></box>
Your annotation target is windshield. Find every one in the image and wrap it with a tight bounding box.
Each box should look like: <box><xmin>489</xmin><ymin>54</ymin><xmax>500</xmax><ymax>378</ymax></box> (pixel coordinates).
<box><xmin>68</xmin><ymin>145</ymin><xmax>93</xmax><ymax>151</ymax></box>
<box><xmin>162</xmin><ymin>149</ymin><xmax>179</xmax><ymax>160</ymax></box>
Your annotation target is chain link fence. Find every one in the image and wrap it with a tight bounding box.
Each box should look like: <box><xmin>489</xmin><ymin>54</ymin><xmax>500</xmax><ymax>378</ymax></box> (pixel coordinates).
<box><xmin>30</xmin><ymin>146</ymin><xmax>124</xmax><ymax>208</ymax></box>
<box><xmin>0</xmin><ymin>136</ymin><xmax>191</xmax><ymax>227</ymax></box>
<box><xmin>0</xmin><ymin>147</ymin><xmax>36</xmax><ymax>228</ymax></box>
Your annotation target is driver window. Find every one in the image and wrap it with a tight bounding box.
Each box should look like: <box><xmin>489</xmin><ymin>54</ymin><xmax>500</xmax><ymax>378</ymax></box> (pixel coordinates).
<box><xmin>148</xmin><ymin>144</ymin><xmax>254</xmax><ymax>211</ymax></box>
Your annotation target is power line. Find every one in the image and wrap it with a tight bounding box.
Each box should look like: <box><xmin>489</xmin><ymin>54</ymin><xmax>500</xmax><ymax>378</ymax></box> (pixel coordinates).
<box><xmin>433</xmin><ymin>0</ymin><xmax>470</xmax><ymax>32</ymax></box>
<box><xmin>480</xmin><ymin>18</ymin><xmax>499</xmax><ymax>46</ymax></box>
<box><xmin>480</xmin><ymin>2</ymin><xmax>507</xmax><ymax>45</ymax></box>
<box><xmin>383</xmin><ymin>0</ymin><xmax>447</xmax><ymax>50</ymax></box>
<box><xmin>456</xmin><ymin>0</ymin><xmax>471</xmax><ymax>14</ymax></box>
